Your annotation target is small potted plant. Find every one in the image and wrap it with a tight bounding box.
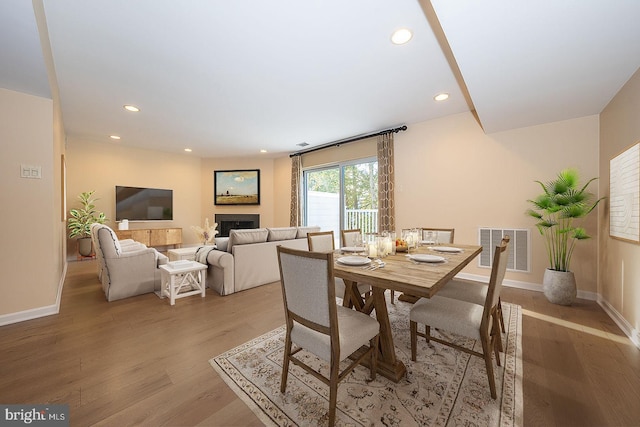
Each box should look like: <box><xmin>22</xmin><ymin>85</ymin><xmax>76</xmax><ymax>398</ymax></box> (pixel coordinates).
<box><xmin>68</xmin><ymin>190</ymin><xmax>108</xmax><ymax>256</ymax></box>
<box><xmin>526</xmin><ymin>168</ymin><xmax>604</xmax><ymax>305</ymax></box>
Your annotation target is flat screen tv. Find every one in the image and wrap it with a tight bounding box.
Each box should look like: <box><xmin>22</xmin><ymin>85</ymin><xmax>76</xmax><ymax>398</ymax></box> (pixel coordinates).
<box><xmin>115</xmin><ymin>186</ymin><xmax>173</xmax><ymax>221</ymax></box>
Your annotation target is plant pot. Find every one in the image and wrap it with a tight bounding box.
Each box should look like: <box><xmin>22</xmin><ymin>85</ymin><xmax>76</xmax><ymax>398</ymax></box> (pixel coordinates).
<box><xmin>543</xmin><ymin>269</ymin><xmax>576</xmax><ymax>305</ymax></box>
<box><xmin>78</xmin><ymin>237</ymin><xmax>93</xmax><ymax>257</ymax></box>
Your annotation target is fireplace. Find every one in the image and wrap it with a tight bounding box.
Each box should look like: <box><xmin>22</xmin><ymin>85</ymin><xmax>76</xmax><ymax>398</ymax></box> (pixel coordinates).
<box><xmin>215</xmin><ymin>214</ymin><xmax>260</xmax><ymax>237</ymax></box>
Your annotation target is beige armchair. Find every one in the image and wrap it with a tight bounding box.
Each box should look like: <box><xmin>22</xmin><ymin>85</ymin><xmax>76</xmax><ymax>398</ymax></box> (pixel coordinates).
<box><xmin>92</xmin><ymin>224</ymin><xmax>168</xmax><ymax>301</ymax></box>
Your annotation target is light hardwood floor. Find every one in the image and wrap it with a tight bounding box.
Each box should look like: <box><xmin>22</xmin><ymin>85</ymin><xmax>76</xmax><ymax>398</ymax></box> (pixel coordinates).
<box><xmin>1</xmin><ymin>260</ymin><xmax>639</xmax><ymax>426</ymax></box>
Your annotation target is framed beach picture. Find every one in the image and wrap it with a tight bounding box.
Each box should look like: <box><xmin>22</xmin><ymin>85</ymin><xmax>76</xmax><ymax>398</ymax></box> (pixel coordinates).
<box><xmin>214</xmin><ymin>169</ymin><xmax>260</xmax><ymax>205</ymax></box>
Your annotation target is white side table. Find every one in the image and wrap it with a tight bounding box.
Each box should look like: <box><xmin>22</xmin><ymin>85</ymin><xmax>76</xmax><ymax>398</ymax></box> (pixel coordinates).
<box><xmin>159</xmin><ymin>261</ymin><xmax>207</xmax><ymax>305</ymax></box>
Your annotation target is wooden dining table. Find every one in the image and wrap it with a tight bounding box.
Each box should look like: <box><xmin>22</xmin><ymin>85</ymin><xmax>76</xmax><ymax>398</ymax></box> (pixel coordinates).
<box><xmin>333</xmin><ymin>243</ymin><xmax>483</xmax><ymax>382</ymax></box>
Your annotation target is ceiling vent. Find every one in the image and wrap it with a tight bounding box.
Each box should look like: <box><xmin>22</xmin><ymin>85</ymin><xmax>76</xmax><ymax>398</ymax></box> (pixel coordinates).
<box><xmin>478</xmin><ymin>227</ymin><xmax>529</xmax><ymax>273</ymax></box>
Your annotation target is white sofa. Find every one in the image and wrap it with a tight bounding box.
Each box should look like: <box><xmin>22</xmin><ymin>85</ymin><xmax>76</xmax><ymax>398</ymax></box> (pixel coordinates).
<box><xmin>199</xmin><ymin>226</ymin><xmax>320</xmax><ymax>296</ymax></box>
<box><xmin>91</xmin><ymin>223</ymin><xmax>168</xmax><ymax>301</ymax></box>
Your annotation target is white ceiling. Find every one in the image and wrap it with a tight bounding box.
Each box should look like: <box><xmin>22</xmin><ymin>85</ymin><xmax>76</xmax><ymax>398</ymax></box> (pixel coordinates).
<box><xmin>1</xmin><ymin>1</ymin><xmax>639</xmax><ymax>158</ymax></box>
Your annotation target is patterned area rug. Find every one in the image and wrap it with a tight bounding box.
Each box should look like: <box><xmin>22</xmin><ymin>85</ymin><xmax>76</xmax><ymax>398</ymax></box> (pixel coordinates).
<box><xmin>210</xmin><ymin>298</ymin><xmax>522</xmax><ymax>426</ymax></box>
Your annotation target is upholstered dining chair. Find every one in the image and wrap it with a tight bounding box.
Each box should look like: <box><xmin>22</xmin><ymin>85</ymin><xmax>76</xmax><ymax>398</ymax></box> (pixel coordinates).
<box><xmin>420</xmin><ymin>227</ymin><xmax>455</xmax><ymax>246</ymax></box>
<box><xmin>340</xmin><ymin>229</ymin><xmax>362</xmax><ymax>248</ymax></box>
<box><xmin>409</xmin><ymin>236</ymin><xmax>510</xmax><ymax>399</ymax></box>
<box><xmin>391</xmin><ymin>227</ymin><xmax>456</xmax><ymax>304</ymax></box>
<box><xmin>277</xmin><ymin>246</ymin><xmax>380</xmax><ymax>426</ymax></box>
<box><xmin>436</xmin><ymin>232</ymin><xmax>507</xmax><ymax>335</ymax></box>
<box><xmin>307</xmin><ymin>231</ymin><xmax>370</xmax><ymax>299</ymax></box>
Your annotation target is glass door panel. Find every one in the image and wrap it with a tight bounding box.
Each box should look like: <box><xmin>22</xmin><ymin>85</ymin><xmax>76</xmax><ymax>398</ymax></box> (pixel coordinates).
<box><xmin>343</xmin><ymin>161</ymin><xmax>378</xmax><ymax>234</ymax></box>
<box><xmin>304</xmin><ymin>167</ymin><xmax>340</xmax><ymax>246</ymax></box>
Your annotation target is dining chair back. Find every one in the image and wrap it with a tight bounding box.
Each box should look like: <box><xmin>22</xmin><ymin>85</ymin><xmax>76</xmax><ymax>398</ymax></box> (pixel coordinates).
<box><xmin>409</xmin><ymin>236</ymin><xmax>510</xmax><ymax>399</ymax></box>
<box><xmin>277</xmin><ymin>246</ymin><xmax>380</xmax><ymax>426</ymax></box>
<box><xmin>307</xmin><ymin>230</ymin><xmax>335</xmax><ymax>252</ymax></box>
<box><xmin>420</xmin><ymin>227</ymin><xmax>455</xmax><ymax>244</ymax></box>
<box><xmin>341</xmin><ymin>229</ymin><xmax>362</xmax><ymax>248</ymax></box>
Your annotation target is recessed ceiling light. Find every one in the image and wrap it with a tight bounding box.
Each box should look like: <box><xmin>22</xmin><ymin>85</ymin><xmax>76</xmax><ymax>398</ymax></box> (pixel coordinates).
<box><xmin>391</xmin><ymin>28</ymin><xmax>413</xmax><ymax>45</ymax></box>
<box><xmin>434</xmin><ymin>93</ymin><xmax>449</xmax><ymax>101</ymax></box>
<box><xmin>260</xmin><ymin>149</ymin><xmax>267</xmax><ymax>153</ymax></box>
<box><xmin>184</xmin><ymin>148</ymin><xmax>192</xmax><ymax>152</ymax></box>
<box><xmin>110</xmin><ymin>135</ymin><xmax>121</xmax><ymax>140</ymax></box>
<box><xmin>123</xmin><ymin>104</ymin><xmax>140</xmax><ymax>112</ymax></box>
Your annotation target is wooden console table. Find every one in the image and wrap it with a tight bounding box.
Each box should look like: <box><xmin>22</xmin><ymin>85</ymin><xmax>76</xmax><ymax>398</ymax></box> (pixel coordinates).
<box><xmin>115</xmin><ymin>228</ymin><xmax>182</xmax><ymax>249</ymax></box>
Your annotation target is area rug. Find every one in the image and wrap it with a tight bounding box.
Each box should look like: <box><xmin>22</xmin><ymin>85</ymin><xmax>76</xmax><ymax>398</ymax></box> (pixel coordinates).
<box><xmin>210</xmin><ymin>298</ymin><xmax>522</xmax><ymax>426</ymax></box>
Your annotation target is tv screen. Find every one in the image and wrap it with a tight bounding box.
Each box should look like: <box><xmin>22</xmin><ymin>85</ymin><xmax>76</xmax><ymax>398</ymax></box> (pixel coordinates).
<box><xmin>115</xmin><ymin>186</ymin><xmax>173</xmax><ymax>221</ymax></box>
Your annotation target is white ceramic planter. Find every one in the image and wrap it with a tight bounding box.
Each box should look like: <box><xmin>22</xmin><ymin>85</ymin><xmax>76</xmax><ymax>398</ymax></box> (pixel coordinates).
<box><xmin>543</xmin><ymin>269</ymin><xmax>576</xmax><ymax>305</ymax></box>
<box><xmin>78</xmin><ymin>237</ymin><xmax>93</xmax><ymax>257</ymax></box>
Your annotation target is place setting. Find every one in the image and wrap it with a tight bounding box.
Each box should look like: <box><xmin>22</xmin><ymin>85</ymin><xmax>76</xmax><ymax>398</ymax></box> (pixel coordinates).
<box><xmin>430</xmin><ymin>246</ymin><xmax>464</xmax><ymax>253</ymax></box>
<box><xmin>405</xmin><ymin>253</ymin><xmax>447</xmax><ymax>264</ymax></box>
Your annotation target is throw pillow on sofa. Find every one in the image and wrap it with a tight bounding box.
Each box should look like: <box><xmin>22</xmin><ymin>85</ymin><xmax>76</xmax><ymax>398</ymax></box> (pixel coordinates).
<box><xmin>267</xmin><ymin>227</ymin><xmax>298</xmax><ymax>241</ymax></box>
<box><xmin>227</xmin><ymin>228</ymin><xmax>269</xmax><ymax>253</ymax></box>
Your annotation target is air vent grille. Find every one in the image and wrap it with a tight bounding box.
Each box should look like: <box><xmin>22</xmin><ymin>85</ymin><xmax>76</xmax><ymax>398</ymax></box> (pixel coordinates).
<box><xmin>478</xmin><ymin>228</ymin><xmax>529</xmax><ymax>272</ymax></box>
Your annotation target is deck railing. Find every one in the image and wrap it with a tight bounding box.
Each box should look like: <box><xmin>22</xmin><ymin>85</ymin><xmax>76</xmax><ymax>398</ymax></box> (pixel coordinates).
<box><xmin>345</xmin><ymin>209</ymin><xmax>378</xmax><ymax>234</ymax></box>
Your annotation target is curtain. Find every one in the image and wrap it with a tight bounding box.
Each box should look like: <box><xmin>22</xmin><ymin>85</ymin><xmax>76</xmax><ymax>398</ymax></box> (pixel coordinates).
<box><xmin>290</xmin><ymin>155</ymin><xmax>302</xmax><ymax>226</ymax></box>
<box><xmin>377</xmin><ymin>133</ymin><xmax>395</xmax><ymax>232</ymax></box>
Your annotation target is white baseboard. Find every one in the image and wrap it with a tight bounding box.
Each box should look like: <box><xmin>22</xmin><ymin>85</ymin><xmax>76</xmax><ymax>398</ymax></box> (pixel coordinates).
<box><xmin>597</xmin><ymin>296</ymin><xmax>640</xmax><ymax>349</ymax></box>
<box><xmin>0</xmin><ymin>262</ymin><xmax>67</xmax><ymax>327</ymax></box>
<box><xmin>455</xmin><ymin>272</ymin><xmax>598</xmax><ymax>300</ymax></box>
<box><xmin>456</xmin><ymin>272</ymin><xmax>637</xmax><ymax>349</ymax></box>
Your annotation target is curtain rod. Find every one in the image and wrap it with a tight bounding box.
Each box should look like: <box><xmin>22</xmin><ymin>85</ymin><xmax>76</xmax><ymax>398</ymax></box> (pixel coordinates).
<box><xmin>289</xmin><ymin>125</ymin><xmax>407</xmax><ymax>158</ymax></box>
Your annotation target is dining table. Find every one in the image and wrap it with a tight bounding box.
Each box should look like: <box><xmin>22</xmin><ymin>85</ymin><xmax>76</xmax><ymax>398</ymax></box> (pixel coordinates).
<box><xmin>333</xmin><ymin>243</ymin><xmax>483</xmax><ymax>382</ymax></box>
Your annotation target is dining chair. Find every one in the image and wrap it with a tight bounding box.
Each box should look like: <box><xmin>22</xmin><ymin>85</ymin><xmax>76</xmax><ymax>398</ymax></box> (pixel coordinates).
<box><xmin>435</xmin><ymin>231</ymin><xmax>506</xmax><ymax>335</ymax></box>
<box><xmin>420</xmin><ymin>227</ymin><xmax>455</xmax><ymax>245</ymax></box>
<box><xmin>340</xmin><ymin>229</ymin><xmax>362</xmax><ymax>248</ymax></box>
<box><xmin>391</xmin><ymin>227</ymin><xmax>456</xmax><ymax>304</ymax></box>
<box><xmin>277</xmin><ymin>246</ymin><xmax>380</xmax><ymax>426</ymax></box>
<box><xmin>307</xmin><ymin>231</ymin><xmax>370</xmax><ymax>299</ymax></box>
<box><xmin>409</xmin><ymin>236</ymin><xmax>510</xmax><ymax>399</ymax></box>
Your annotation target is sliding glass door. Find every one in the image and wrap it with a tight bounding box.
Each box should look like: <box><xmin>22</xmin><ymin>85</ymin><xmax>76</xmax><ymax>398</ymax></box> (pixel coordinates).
<box><xmin>304</xmin><ymin>158</ymin><xmax>378</xmax><ymax>246</ymax></box>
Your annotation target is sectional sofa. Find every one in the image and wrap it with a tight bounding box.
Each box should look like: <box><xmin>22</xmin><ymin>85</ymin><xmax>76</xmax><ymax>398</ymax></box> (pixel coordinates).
<box><xmin>198</xmin><ymin>226</ymin><xmax>320</xmax><ymax>295</ymax></box>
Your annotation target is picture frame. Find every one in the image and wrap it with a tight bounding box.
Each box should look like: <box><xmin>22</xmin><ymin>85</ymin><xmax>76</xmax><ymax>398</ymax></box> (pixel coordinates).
<box><xmin>610</xmin><ymin>141</ymin><xmax>640</xmax><ymax>243</ymax></box>
<box><xmin>214</xmin><ymin>169</ymin><xmax>260</xmax><ymax>205</ymax></box>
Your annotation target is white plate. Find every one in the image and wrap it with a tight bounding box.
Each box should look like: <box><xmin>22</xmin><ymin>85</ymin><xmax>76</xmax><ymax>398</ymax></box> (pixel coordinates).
<box><xmin>433</xmin><ymin>246</ymin><xmax>463</xmax><ymax>253</ymax></box>
<box><xmin>409</xmin><ymin>254</ymin><xmax>446</xmax><ymax>263</ymax></box>
<box><xmin>337</xmin><ymin>256</ymin><xmax>371</xmax><ymax>266</ymax></box>
<box><xmin>341</xmin><ymin>246</ymin><xmax>364</xmax><ymax>252</ymax></box>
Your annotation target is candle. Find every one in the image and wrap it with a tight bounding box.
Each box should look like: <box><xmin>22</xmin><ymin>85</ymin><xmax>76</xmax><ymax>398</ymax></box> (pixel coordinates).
<box><xmin>384</xmin><ymin>238</ymin><xmax>392</xmax><ymax>256</ymax></box>
<box><xmin>368</xmin><ymin>242</ymin><xmax>377</xmax><ymax>257</ymax></box>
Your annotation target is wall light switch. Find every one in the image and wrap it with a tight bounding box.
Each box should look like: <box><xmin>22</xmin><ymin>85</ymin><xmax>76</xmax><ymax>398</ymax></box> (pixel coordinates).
<box><xmin>20</xmin><ymin>164</ymin><xmax>42</xmax><ymax>179</ymax></box>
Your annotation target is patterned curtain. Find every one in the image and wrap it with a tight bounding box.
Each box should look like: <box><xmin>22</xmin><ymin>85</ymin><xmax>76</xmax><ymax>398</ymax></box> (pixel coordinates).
<box><xmin>377</xmin><ymin>133</ymin><xmax>395</xmax><ymax>232</ymax></box>
<box><xmin>290</xmin><ymin>155</ymin><xmax>302</xmax><ymax>226</ymax></box>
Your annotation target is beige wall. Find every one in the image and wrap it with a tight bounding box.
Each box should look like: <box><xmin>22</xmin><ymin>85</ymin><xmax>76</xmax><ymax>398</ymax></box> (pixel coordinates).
<box><xmin>200</xmin><ymin>157</ymin><xmax>279</xmax><ymax>230</ymax></box>
<box><xmin>65</xmin><ymin>139</ymin><xmax>203</xmax><ymax>248</ymax></box>
<box><xmin>0</xmin><ymin>88</ymin><xmax>59</xmax><ymax>315</ymax></box>
<box><xmin>394</xmin><ymin>112</ymin><xmax>600</xmax><ymax>292</ymax></box>
<box><xmin>599</xmin><ymin>66</ymin><xmax>640</xmax><ymax>342</ymax></box>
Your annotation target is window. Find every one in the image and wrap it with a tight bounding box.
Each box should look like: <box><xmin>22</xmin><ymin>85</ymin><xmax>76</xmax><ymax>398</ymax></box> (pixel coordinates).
<box><xmin>304</xmin><ymin>158</ymin><xmax>378</xmax><ymax>246</ymax></box>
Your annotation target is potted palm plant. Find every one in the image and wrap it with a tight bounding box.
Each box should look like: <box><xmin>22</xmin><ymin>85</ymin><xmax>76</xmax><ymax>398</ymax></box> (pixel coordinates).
<box><xmin>68</xmin><ymin>190</ymin><xmax>108</xmax><ymax>256</ymax></box>
<box><xmin>526</xmin><ymin>168</ymin><xmax>604</xmax><ymax>305</ymax></box>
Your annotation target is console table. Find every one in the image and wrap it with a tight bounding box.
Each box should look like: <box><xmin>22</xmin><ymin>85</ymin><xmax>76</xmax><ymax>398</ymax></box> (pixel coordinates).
<box><xmin>115</xmin><ymin>228</ymin><xmax>182</xmax><ymax>249</ymax></box>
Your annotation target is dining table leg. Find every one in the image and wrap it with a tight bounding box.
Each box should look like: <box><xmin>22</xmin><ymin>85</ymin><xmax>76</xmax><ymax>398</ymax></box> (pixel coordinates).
<box><xmin>344</xmin><ymin>280</ymin><xmax>406</xmax><ymax>382</ymax></box>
